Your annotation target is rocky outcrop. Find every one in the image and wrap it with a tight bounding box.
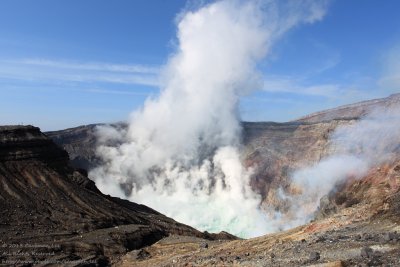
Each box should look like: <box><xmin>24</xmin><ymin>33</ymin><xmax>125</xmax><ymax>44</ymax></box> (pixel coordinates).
<box><xmin>0</xmin><ymin>126</ymin><xmax>235</xmax><ymax>266</ymax></box>
<box><xmin>0</xmin><ymin>125</ymin><xmax>68</xmax><ymax>162</ymax></box>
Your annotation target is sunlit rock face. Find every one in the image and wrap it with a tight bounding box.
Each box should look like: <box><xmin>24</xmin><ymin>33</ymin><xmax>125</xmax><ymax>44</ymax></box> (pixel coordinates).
<box><xmin>242</xmin><ymin>120</ymin><xmax>353</xmax><ymax>208</ymax></box>
<box><xmin>243</xmin><ymin>93</ymin><xmax>400</xmax><ymax>213</ymax></box>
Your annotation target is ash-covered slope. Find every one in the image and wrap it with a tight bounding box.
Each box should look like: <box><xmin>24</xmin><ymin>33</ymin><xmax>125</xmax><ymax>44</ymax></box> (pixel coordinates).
<box><xmin>0</xmin><ymin>126</ymin><xmax>234</xmax><ymax>266</ymax></box>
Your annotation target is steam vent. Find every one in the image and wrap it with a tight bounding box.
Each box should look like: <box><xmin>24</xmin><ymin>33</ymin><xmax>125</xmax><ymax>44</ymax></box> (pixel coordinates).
<box><xmin>1</xmin><ymin>0</ymin><xmax>400</xmax><ymax>266</ymax></box>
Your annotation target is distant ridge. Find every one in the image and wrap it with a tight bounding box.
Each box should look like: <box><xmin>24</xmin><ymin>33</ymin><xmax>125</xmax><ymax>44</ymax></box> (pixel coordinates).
<box><xmin>296</xmin><ymin>93</ymin><xmax>400</xmax><ymax>123</ymax></box>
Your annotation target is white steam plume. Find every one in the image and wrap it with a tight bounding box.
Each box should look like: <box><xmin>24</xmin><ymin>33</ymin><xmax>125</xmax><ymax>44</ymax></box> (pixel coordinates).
<box><xmin>90</xmin><ymin>0</ymin><xmax>328</xmax><ymax>238</ymax></box>
<box><xmin>278</xmin><ymin>107</ymin><xmax>400</xmax><ymax>229</ymax></box>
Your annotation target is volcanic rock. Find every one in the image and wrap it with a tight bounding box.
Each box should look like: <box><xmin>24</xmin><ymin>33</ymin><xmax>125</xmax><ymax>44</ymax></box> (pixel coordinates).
<box><xmin>0</xmin><ymin>126</ymin><xmax>234</xmax><ymax>265</ymax></box>
<box><xmin>360</xmin><ymin>247</ymin><xmax>373</xmax><ymax>258</ymax></box>
<box><xmin>200</xmin><ymin>242</ymin><xmax>209</xmax><ymax>249</ymax></box>
<box><xmin>309</xmin><ymin>251</ymin><xmax>320</xmax><ymax>261</ymax></box>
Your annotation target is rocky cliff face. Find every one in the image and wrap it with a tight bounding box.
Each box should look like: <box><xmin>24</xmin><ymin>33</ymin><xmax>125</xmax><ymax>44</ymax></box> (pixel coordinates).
<box><xmin>46</xmin><ymin>124</ymin><xmax>102</xmax><ymax>171</ymax></box>
<box><xmin>0</xmin><ymin>125</ymin><xmax>68</xmax><ymax>162</ymax></box>
<box><xmin>242</xmin><ymin>120</ymin><xmax>354</xmax><ymax>209</ymax></box>
<box><xmin>242</xmin><ymin>93</ymin><xmax>400</xmax><ymax>211</ymax></box>
<box><xmin>0</xmin><ymin>126</ymin><xmax>234</xmax><ymax>266</ymax></box>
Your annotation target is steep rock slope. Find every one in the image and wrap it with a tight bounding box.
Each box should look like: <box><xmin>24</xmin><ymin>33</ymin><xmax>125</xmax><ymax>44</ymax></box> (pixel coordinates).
<box><xmin>243</xmin><ymin>93</ymin><xmax>400</xmax><ymax>211</ymax></box>
<box><xmin>46</xmin><ymin>123</ymin><xmax>103</xmax><ymax>171</ymax></box>
<box><xmin>0</xmin><ymin>126</ymin><xmax>234</xmax><ymax>266</ymax></box>
<box><xmin>242</xmin><ymin>119</ymin><xmax>352</xmax><ymax>208</ymax></box>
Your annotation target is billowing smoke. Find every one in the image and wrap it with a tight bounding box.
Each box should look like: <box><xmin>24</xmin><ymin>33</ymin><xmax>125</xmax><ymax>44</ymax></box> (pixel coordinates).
<box><xmin>278</xmin><ymin>107</ymin><xmax>400</xmax><ymax>229</ymax></box>
<box><xmin>90</xmin><ymin>0</ymin><xmax>328</xmax><ymax>238</ymax></box>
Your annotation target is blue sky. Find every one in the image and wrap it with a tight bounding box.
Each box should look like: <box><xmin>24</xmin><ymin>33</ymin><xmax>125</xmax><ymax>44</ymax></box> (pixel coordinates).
<box><xmin>0</xmin><ymin>0</ymin><xmax>400</xmax><ymax>130</ymax></box>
